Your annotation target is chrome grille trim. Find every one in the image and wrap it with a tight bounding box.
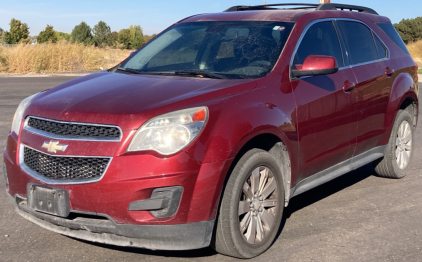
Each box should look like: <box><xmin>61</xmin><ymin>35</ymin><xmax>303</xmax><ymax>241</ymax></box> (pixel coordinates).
<box><xmin>19</xmin><ymin>144</ymin><xmax>112</xmax><ymax>185</ymax></box>
<box><xmin>23</xmin><ymin>116</ymin><xmax>123</xmax><ymax>142</ymax></box>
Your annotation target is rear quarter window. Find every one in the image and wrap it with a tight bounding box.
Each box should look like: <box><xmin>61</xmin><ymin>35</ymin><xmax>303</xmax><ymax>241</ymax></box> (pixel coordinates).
<box><xmin>376</xmin><ymin>23</ymin><xmax>410</xmax><ymax>55</ymax></box>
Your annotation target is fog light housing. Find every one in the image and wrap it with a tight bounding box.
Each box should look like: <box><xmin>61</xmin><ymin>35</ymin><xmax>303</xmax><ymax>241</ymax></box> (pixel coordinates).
<box><xmin>128</xmin><ymin>186</ymin><xmax>183</xmax><ymax>218</ymax></box>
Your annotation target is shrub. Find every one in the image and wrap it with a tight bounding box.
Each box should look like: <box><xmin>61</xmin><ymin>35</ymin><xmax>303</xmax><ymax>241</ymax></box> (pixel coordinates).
<box><xmin>394</xmin><ymin>17</ymin><xmax>422</xmax><ymax>44</ymax></box>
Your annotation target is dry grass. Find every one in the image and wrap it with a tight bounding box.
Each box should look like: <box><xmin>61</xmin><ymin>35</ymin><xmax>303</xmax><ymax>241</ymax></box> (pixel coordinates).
<box><xmin>0</xmin><ymin>41</ymin><xmax>131</xmax><ymax>74</ymax></box>
<box><xmin>408</xmin><ymin>40</ymin><xmax>422</xmax><ymax>65</ymax></box>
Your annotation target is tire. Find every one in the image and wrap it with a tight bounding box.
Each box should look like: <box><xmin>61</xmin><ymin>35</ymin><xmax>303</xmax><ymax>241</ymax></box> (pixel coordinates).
<box><xmin>212</xmin><ymin>149</ymin><xmax>285</xmax><ymax>258</ymax></box>
<box><xmin>373</xmin><ymin>109</ymin><xmax>414</xmax><ymax>179</ymax></box>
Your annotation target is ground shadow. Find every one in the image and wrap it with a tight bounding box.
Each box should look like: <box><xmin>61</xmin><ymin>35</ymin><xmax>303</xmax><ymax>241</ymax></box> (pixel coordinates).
<box><xmin>67</xmin><ymin>237</ymin><xmax>217</xmax><ymax>258</ymax></box>
<box><xmin>275</xmin><ymin>163</ymin><xmax>375</xmax><ymax>240</ymax></box>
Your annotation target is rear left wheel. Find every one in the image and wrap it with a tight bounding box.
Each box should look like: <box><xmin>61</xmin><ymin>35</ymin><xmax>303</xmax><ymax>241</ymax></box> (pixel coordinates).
<box><xmin>212</xmin><ymin>149</ymin><xmax>285</xmax><ymax>258</ymax></box>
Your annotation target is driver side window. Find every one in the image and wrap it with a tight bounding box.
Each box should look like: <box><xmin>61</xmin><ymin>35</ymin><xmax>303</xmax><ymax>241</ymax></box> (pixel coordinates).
<box><xmin>294</xmin><ymin>21</ymin><xmax>344</xmax><ymax>68</ymax></box>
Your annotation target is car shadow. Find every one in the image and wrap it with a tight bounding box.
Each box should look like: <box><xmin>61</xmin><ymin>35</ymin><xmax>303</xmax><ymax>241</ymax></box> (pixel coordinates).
<box><xmin>68</xmin><ymin>237</ymin><xmax>218</xmax><ymax>258</ymax></box>
<box><xmin>276</xmin><ymin>163</ymin><xmax>374</xmax><ymax>239</ymax></box>
<box><xmin>67</xmin><ymin>164</ymin><xmax>375</xmax><ymax>258</ymax></box>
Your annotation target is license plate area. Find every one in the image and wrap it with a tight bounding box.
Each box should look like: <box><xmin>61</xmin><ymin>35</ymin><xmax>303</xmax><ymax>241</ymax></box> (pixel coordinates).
<box><xmin>27</xmin><ymin>183</ymin><xmax>70</xmax><ymax>217</ymax></box>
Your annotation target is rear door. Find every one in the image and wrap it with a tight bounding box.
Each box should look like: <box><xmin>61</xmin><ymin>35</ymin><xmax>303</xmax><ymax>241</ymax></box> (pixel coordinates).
<box><xmin>336</xmin><ymin>20</ymin><xmax>393</xmax><ymax>156</ymax></box>
<box><xmin>290</xmin><ymin>20</ymin><xmax>358</xmax><ymax>181</ymax></box>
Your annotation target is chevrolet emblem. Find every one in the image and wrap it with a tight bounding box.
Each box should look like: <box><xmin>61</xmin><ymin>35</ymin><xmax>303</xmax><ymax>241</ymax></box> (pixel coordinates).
<box><xmin>42</xmin><ymin>141</ymin><xmax>68</xmax><ymax>153</ymax></box>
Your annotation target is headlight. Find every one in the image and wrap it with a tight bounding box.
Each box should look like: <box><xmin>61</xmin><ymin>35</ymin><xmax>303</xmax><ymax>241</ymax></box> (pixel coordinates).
<box><xmin>128</xmin><ymin>107</ymin><xmax>208</xmax><ymax>155</ymax></box>
<box><xmin>11</xmin><ymin>93</ymin><xmax>39</xmax><ymax>135</ymax></box>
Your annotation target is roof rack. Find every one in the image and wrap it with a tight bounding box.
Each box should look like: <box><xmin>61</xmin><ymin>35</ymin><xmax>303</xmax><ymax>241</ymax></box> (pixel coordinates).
<box><xmin>224</xmin><ymin>3</ymin><xmax>378</xmax><ymax>15</ymax></box>
<box><xmin>316</xmin><ymin>3</ymin><xmax>378</xmax><ymax>14</ymax></box>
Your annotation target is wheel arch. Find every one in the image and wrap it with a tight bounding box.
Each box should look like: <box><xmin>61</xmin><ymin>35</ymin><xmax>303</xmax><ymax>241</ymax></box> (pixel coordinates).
<box><xmin>218</xmin><ymin>130</ymin><xmax>294</xmax><ymax>213</ymax></box>
<box><xmin>381</xmin><ymin>72</ymin><xmax>418</xmax><ymax>145</ymax></box>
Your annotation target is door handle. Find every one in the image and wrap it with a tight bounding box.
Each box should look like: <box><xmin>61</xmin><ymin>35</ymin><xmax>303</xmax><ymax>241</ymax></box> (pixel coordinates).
<box><xmin>343</xmin><ymin>80</ymin><xmax>356</xmax><ymax>93</ymax></box>
<box><xmin>385</xmin><ymin>67</ymin><xmax>395</xmax><ymax>77</ymax></box>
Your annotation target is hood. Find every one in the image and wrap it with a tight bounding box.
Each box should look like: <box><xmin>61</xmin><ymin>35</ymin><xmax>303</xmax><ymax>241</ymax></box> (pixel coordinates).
<box><xmin>26</xmin><ymin>71</ymin><xmax>256</xmax><ymax>130</ymax></box>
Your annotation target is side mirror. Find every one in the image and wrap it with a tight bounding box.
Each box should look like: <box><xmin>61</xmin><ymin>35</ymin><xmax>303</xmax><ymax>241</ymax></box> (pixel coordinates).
<box><xmin>292</xmin><ymin>55</ymin><xmax>339</xmax><ymax>78</ymax></box>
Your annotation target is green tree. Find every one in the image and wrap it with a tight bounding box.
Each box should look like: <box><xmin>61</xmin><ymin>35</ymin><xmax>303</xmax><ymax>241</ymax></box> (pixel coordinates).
<box><xmin>4</xmin><ymin>18</ymin><xmax>30</xmax><ymax>44</ymax></box>
<box><xmin>109</xmin><ymin>31</ymin><xmax>119</xmax><ymax>48</ymax></box>
<box><xmin>0</xmin><ymin>27</ymin><xmax>4</xmax><ymax>44</ymax></box>
<box><xmin>92</xmin><ymin>21</ymin><xmax>111</xmax><ymax>47</ymax></box>
<box><xmin>394</xmin><ymin>17</ymin><xmax>422</xmax><ymax>44</ymax></box>
<box><xmin>55</xmin><ymin>31</ymin><xmax>71</xmax><ymax>41</ymax></box>
<box><xmin>71</xmin><ymin>21</ymin><xmax>93</xmax><ymax>45</ymax></box>
<box><xmin>129</xmin><ymin>25</ymin><xmax>145</xmax><ymax>49</ymax></box>
<box><xmin>118</xmin><ymin>29</ymin><xmax>131</xmax><ymax>49</ymax></box>
<box><xmin>37</xmin><ymin>25</ymin><xmax>58</xmax><ymax>43</ymax></box>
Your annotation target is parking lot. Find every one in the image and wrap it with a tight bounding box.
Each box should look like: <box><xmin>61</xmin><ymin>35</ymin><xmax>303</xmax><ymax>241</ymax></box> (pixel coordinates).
<box><xmin>1</xmin><ymin>76</ymin><xmax>421</xmax><ymax>262</ymax></box>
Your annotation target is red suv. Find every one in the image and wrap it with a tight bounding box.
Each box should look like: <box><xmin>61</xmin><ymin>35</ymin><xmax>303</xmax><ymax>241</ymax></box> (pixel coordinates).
<box><xmin>3</xmin><ymin>3</ymin><xmax>419</xmax><ymax>258</ymax></box>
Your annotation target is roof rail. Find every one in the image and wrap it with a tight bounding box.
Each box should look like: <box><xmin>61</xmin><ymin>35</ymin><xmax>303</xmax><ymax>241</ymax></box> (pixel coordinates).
<box><xmin>225</xmin><ymin>3</ymin><xmax>318</xmax><ymax>12</ymax></box>
<box><xmin>316</xmin><ymin>3</ymin><xmax>378</xmax><ymax>15</ymax></box>
<box><xmin>224</xmin><ymin>3</ymin><xmax>378</xmax><ymax>15</ymax></box>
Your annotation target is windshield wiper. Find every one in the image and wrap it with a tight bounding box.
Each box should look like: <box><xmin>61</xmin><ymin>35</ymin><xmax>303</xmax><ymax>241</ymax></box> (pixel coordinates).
<box><xmin>175</xmin><ymin>70</ymin><xmax>227</xmax><ymax>79</ymax></box>
<box><xmin>115</xmin><ymin>67</ymin><xmax>226</xmax><ymax>79</ymax></box>
<box><xmin>115</xmin><ymin>67</ymin><xmax>144</xmax><ymax>74</ymax></box>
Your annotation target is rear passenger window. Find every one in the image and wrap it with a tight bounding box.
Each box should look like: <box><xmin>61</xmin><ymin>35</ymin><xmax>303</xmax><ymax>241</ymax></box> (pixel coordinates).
<box><xmin>374</xmin><ymin>34</ymin><xmax>387</xmax><ymax>59</ymax></box>
<box><xmin>294</xmin><ymin>21</ymin><xmax>344</xmax><ymax>67</ymax></box>
<box><xmin>337</xmin><ymin>21</ymin><xmax>378</xmax><ymax>65</ymax></box>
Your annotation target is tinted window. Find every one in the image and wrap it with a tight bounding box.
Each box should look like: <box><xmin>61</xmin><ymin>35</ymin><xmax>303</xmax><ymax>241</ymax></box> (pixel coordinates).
<box><xmin>377</xmin><ymin>22</ymin><xmax>410</xmax><ymax>55</ymax></box>
<box><xmin>294</xmin><ymin>21</ymin><xmax>344</xmax><ymax>67</ymax></box>
<box><xmin>338</xmin><ymin>21</ymin><xmax>378</xmax><ymax>65</ymax></box>
<box><xmin>374</xmin><ymin>34</ymin><xmax>387</xmax><ymax>59</ymax></box>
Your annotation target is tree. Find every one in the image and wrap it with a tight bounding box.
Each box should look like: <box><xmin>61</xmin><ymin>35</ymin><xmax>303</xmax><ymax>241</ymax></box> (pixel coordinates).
<box><xmin>93</xmin><ymin>21</ymin><xmax>111</xmax><ymax>47</ymax></box>
<box><xmin>394</xmin><ymin>17</ymin><xmax>422</xmax><ymax>44</ymax></box>
<box><xmin>109</xmin><ymin>31</ymin><xmax>119</xmax><ymax>48</ymax></box>
<box><xmin>56</xmin><ymin>31</ymin><xmax>71</xmax><ymax>41</ymax></box>
<box><xmin>37</xmin><ymin>25</ymin><xmax>57</xmax><ymax>43</ymax></box>
<box><xmin>0</xmin><ymin>27</ymin><xmax>3</xmax><ymax>44</ymax></box>
<box><xmin>129</xmin><ymin>25</ymin><xmax>145</xmax><ymax>49</ymax></box>
<box><xmin>118</xmin><ymin>29</ymin><xmax>131</xmax><ymax>49</ymax></box>
<box><xmin>71</xmin><ymin>22</ymin><xmax>93</xmax><ymax>45</ymax></box>
<box><xmin>4</xmin><ymin>18</ymin><xmax>30</xmax><ymax>44</ymax></box>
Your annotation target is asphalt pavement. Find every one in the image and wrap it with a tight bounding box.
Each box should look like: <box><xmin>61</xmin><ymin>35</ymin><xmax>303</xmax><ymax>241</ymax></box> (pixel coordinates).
<box><xmin>0</xmin><ymin>76</ymin><xmax>422</xmax><ymax>262</ymax></box>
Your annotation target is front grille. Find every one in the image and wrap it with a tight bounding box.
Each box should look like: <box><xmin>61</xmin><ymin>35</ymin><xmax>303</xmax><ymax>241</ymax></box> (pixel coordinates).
<box><xmin>23</xmin><ymin>147</ymin><xmax>110</xmax><ymax>181</ymax></box>
<box><xmin>27</xmin><ymin>117</ymin><xmax>121</xmax><ymax>139</ymax></box>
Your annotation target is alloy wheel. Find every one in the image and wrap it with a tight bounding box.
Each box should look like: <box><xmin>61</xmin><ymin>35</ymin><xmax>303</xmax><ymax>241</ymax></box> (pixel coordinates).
<box><xmin>395</xmin><ymin>120</ymin><xmax>412</xmax><ymax>169</ymax></box>
<box><xmin>238</xmin><ymin>166</ymin><xmax>278</xmax><ymax>244</ymax></box>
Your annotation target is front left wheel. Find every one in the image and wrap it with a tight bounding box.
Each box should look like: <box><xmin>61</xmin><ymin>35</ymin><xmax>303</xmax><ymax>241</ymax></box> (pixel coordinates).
<box><xmin>212</xmin><ymin>149</ymin><xmax>285</xmax><ymax>258</ymax></box>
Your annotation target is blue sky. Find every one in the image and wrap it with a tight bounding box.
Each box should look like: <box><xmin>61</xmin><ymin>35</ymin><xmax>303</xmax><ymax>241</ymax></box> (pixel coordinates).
<box><xmin>0</xmin><ymin>0</ymin><xmax>420</xmax><ymax>36</ymax></box>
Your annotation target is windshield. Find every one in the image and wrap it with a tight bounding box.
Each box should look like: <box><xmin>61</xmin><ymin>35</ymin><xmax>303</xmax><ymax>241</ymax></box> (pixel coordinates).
<box><xmin>121</xmin><ymin>21</ymin><xmax>293</xmax><ymax>79</ymax></box>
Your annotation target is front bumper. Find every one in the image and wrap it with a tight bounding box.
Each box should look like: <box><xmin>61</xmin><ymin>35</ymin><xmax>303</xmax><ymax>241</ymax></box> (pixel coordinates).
<box><xmin>4</xmin><ymin>131</ymin><xmax>227</xmax><ymax>225</ymax></box>
<box><xmin>8</xmin><ymin>193</ymin><xmax>214</xmax><ymax>250</ymax></box>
